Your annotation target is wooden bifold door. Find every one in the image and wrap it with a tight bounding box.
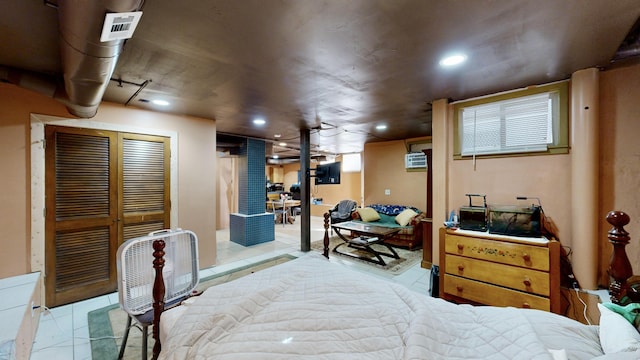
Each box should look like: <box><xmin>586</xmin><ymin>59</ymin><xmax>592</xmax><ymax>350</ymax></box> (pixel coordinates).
<box><xmin>45</xmin><ymin>125</ymin><xmax>170</xmax><ymax>307</ymax></box>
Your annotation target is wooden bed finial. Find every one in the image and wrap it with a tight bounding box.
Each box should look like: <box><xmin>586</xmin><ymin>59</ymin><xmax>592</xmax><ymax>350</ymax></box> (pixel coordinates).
<box><xmin>607</xmin><ymin>210</ymin><xmax>633</xmax><ymax>304</ymax></box>
<box><xmin>323</xmin><ymin>212</ymin><xmax>330</xmax><ymax>258</ymax></box>
<box><xmin>152</xmin><ymin>239</ymin><xmax>166</xmax><ymax>360</ymax></box>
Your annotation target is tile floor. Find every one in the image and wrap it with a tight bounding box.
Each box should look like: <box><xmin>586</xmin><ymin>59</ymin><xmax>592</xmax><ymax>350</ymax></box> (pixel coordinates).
<box><xmin>29</xmin><ymin>216</ymin><xmax>432</xmax><ymax>359</ymax></box>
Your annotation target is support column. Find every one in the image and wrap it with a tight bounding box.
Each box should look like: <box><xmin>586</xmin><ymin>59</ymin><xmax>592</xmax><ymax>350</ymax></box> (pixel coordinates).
<box><xmin>431</xmin><ymin>98</ymin><xmax>449</xmax><ymax>266</ymax></box>
<box><xmin>300</xmin><ymin>129</ymin><xmax>311</xmax><ymax>251</ymax></box>
<box><xmin>571</xmin><ymin>68</ymin><xmax>599</xmax><ymax>289</ymax></box>
<box><xmin>230</xmin><ymin>138</ymin><xmax>274</xmax><ymax>246</ymax></box>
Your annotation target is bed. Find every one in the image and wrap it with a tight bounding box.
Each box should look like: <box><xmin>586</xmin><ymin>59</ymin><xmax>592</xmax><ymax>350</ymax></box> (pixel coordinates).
<box><xmin>149</xmin><ymin>210</ymin><xmax>640</xmax><ymax>359</ymax></box>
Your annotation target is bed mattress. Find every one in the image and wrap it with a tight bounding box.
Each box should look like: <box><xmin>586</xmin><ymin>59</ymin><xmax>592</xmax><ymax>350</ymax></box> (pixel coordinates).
<box><xmin>158</xmin><ymin>253</ymin><xmax>605</xmax><ymax>360</ymax></box>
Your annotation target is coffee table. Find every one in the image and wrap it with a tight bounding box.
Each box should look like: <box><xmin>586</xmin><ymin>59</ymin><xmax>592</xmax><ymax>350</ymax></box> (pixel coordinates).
<box><xmin>331</xmin><ymin>221</ymin><xmax>402</xmax><ymax>265</ymax></box>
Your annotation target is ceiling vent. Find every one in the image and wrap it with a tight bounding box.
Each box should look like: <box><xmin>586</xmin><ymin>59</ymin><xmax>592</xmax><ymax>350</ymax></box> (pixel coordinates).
<box><xmin>100</xmin><ymin>11</ymin><xmax>143</xmax><ymax>42</ymax></box>
<box><xmin>405</xmin><ymin>152</ymin><xmax>427</xmax><ymax>169</ymax></box>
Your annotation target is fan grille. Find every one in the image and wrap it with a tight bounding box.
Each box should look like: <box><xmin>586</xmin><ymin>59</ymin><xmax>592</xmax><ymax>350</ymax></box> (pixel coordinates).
<box><xmin>117</xmin><ymin>230</ymin><xmax>199</xmax><ymax>315</ymax></box>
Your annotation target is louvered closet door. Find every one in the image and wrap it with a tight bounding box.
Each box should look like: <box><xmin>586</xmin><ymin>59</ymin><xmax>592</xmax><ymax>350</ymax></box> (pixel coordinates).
<box><xmin>45</xmin><ymin>127</ymin><xmax>171</xmax><ymax>307</ymax></box>
<box><xmin>118</xmin><ymin>133</ymin><xmax>170</xmax><ymax>240</ymax></box>
<box><xmin>45</xmin><ymin>126</ymin><xmax>118</xmax><ymax>307</ymax></box>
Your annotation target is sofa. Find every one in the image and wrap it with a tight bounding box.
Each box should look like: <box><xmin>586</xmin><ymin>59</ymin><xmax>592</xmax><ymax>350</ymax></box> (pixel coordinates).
<box><xmin>350</xmin><ymin>204</ymin><xmax>427</xmax><ymax>250</ymax></box>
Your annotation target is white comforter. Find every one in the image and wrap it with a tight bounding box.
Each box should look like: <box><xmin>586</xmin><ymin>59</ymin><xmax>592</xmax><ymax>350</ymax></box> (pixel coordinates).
<box><xmin>159</xmin><ymin>254</ymin><xmax>603</xmax><ymax>360</ymax></box>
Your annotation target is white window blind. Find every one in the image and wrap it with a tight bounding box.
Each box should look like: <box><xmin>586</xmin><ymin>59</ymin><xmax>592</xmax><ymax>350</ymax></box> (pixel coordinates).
<box><xmin>460</xmin><ymin>91</ymin><xmax>558</xmax><ymax>156</ymax></box>
<box><xmin>341</xmin><ymin>153</ymin><xmax>361</xmax><ymax>172</ymax></box>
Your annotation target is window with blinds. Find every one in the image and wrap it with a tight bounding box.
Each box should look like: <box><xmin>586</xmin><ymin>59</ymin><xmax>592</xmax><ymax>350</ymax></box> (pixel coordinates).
<box><xmin>453</xmin><ymin>81</ymin><xmax>569</xmax><ymax>158</ymax></box>
<box><xmin>460</xmin><ymin>91</ymin><xmax>558</xmax><ymax>156</ymax></box>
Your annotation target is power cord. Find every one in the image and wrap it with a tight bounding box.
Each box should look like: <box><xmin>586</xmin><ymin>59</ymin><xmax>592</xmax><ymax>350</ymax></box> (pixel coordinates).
<box><xmin>573</xmin><ymin>288</ymin><xmax>592</xmax><ymax>325</ymax></box>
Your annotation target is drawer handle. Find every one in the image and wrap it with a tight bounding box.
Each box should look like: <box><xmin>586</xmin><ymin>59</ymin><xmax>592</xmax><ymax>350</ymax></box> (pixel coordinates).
<box><xmin>522</xmin><ymin>253</ymin><xmax>531</xmax><ymax>262</ymax></box>
<box><xmin>523</xmin><ymin>278</ymin><xmax>532</xmax><ymax>287</ymax></box>
<box><xmin>456</xmin><ymin>285</ymin><xmax>463</xmax><ymax>292</ymax></box>
<box><xmin>522</xmin><ymin>302</ymin><xmax>531</xmax><ymax>309</ymax></box>
<box><xmin>457</xmin><ymin>243</ymin><xmax>464</xmax><ymax>252</ymax></box>
<box><xmin>457</xmin><ymin>264</ymin><xmax>465</xmax><ymax>272</ymax></box>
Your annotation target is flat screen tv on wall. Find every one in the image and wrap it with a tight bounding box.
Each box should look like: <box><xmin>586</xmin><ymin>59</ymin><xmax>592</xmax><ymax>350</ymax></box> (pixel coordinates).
<box><xmin>315</xmin><ymin>162</ymin><xmax>341</xmax><ymax>185</ymax></box>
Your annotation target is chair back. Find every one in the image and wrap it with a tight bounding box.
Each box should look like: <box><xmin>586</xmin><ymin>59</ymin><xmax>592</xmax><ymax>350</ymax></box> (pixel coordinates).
<box><xmin>117</xmin><ymin>229</ymin><xmax>199</xmax><ymax>316</ymax></box>
<box><xmin>336</xmin><ymin>199</ymin><xmax>357</xmax><ymax>215</ymax></box>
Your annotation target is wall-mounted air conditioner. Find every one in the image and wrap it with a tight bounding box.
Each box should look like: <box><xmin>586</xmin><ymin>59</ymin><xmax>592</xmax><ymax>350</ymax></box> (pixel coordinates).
<box><xmin>405</xmin><ymin>152</ymin><xmax>427</xmax><ymax>169</ymax></box>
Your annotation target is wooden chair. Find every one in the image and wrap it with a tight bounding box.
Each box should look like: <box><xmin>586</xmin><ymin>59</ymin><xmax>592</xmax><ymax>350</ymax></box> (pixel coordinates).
<box><xmin>270</xmin><ymin>199</ymin><xmax>288</xmax><ymax>226</ymax></box>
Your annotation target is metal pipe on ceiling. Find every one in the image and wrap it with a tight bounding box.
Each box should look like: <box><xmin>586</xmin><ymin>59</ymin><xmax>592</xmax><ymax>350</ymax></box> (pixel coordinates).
<box><xmin>56</xmin><ymin>0</ymin><xmax>143</xmax><ymax>117</ymax></box>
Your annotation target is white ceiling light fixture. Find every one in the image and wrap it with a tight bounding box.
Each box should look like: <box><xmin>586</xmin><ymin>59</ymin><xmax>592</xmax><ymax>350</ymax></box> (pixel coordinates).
<box><xmin>151</xmin><ymin>99</ymin><xmax>170</xmax><ymax>106</ymax></box>
<box><xmin>253</xmin><ymin>118</ymin><xmax>266</xmax><ymax>125</ymax></box>
<box><xmin>376</xmin><ymin>124</ymin><xmax>387</xmax><ymax>130</ymax></box>
<box><xmin>439</xmin><ymin>53</ymin><xmax>467</xmax><ymax>67</ymax></box>
<box><xmin>279</xmin><ymin>142</ymin><xmax>287</xmax><ymax>147</ymax></box>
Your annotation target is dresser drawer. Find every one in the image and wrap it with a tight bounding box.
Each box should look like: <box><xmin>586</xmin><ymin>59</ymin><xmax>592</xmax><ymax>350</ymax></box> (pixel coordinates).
<box><xmin>444</xmin><ymin>254</ymin><xmax>550</xmax><ymax>296</ymax></box>
<box><xmin>443</xmin><ymin>274</ymin><xmax>550</xmax><ymax>311</ymax></box>
<box><xmin>445</xmin><ymin>234</ymin><xmax>549</xmax><ymax>271</ymax></box>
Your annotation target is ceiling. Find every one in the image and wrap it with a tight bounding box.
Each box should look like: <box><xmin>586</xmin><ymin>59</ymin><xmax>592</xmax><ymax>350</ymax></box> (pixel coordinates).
<box><xmin>2</xmin><ymin>1</ymin><xmax>640</xmax><ymax>162</ymax></box>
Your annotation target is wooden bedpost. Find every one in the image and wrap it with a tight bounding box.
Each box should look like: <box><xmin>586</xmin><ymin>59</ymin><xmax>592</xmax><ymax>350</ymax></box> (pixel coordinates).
<box><xmin>323</xmin><ymin>212</ymin><xmax>330</xmax><ymax>258</ymax></box>
<box><xmin>607</xmin><ymin>210</ymin><xmax>633</xmax><ymax>304</ymax></box>
<box><xmin>152</xmin><ymin>239</ymin><xmax>166</xmax><ymax>360</ymax></box>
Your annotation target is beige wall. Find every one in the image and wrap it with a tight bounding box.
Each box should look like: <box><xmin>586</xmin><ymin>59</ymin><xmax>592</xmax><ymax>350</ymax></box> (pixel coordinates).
<box><xmin>266</xmin><ymin>165</ymin><xmax>284</xmax><ymax>184</ymax></box>
<box><xmin>0</xmin><ymin>83</ymin><xmax>217</xmax><ymax>280</ymax></box>
<box><xmin>599</xmin><ymin>63</ymin><xmax>640</xmax><ymax>284</ymax></box>
<box><xmin>448</xmin><ymin>155</ymin><xmax>572</xmax><ymax>242</ymax></box>
<box><xmin>280</xmin><ymin>157</ymin><xmax>362</xmax><ymax>207</ymax></box>
<box><xmin>0</xmin><ymin>84</ymin><xmax>71</xmax><ymax>277</ymax></box>
<box><xmin>282</xmin><ymin>163</ymin><xmax>300</xmax><ymax>190</ymax></box>
<box><xmin>363</xmin><ymin>139</ymin><xmax>429</xmax><ymax>212</ymax></box>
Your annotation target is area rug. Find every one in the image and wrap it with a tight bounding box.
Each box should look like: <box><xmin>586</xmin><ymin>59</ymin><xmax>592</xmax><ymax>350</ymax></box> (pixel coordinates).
<box><xmin>88</xmin><ymin>254</ymin><xmax>296</xmax><ymax>360</ymax></box>
<box><xmin>310</xmin><ymin>236</ymin><xmax>422</xmax><ymax>275</ymax></box>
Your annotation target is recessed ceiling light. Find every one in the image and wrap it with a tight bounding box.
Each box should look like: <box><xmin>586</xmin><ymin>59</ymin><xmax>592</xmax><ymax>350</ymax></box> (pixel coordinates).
<box><xmin>253</xmin><ymin>118</ymin><xmax>266</xmax><ymax>125</ymax></box>
<box><xmin>151</xmin><ymin>99</ymin><xmax>170</xmax><ymax>106</ymax></box>
<box><xmin>274</xmin><ymin>134</ymin><xmax>282</xmax><ymax>138</ymax></box>
<box><xmin>273</xmin><ymin>155</ymin><xmax>279</xmax><ymax>159</ymax></box>
<box><xmin>279</xmin><ymin>142</ymin><xmax>287</xmax><ymax>147</ymax></box>
<box><xmin>439</xmin><ymin>54</ymin><xmax>467</xmax><ymax>67</ymax></box>
<box><xmin>376</xmin><ymin>124</ymin><xmax>387</xmax><ymax>130</ymax></box>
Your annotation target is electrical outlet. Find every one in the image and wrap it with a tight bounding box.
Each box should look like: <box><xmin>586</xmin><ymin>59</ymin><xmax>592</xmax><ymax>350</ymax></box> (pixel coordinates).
<box><xmin>568</xmin><ymin>274</ymin><xmax>580</xmax><ymax>289</ymax></box>
<box><xmin>384</xmin><ymin>189</ymin><xmax>390</xmax><ymax>195</ymax></box>
<box><xmin>31</xmin><ymin>301</ymin><xmax>36</xmax><ymax>317</ymax></box>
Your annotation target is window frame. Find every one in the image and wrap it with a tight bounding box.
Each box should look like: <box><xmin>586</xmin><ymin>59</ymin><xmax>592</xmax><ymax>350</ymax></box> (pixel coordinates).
<box><xmin>453</xmin><ymin>81</ymin><xmax>569</xmax><ymax>159</ymax></box>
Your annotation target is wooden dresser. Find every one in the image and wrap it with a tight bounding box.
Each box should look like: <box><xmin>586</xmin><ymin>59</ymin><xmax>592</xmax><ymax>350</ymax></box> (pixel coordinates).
<box><xmin>439</xmin><ymin>228</ymin><xmax>561</xmax><ymax>314</ymax></box>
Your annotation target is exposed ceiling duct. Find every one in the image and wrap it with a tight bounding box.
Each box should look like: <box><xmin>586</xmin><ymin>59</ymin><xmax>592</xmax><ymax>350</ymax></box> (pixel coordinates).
<box><xmin>612</xmin><ymin>16</ymin><xmax>640</xmax><ymax>63</ymax></box>
<box><xmin>56</xmin><ymin>0</ymin><xmax>143</xmax><ymax>117</ymax></box>
<box><xmin>216</xmin><ymin>134</ymin><xmax>247</xmax><ymax>156</ymax></box>
<box><xmin>0</xmin><ymin>65</ymin><xmax>60</xmax><ymax>98</ymax></box>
